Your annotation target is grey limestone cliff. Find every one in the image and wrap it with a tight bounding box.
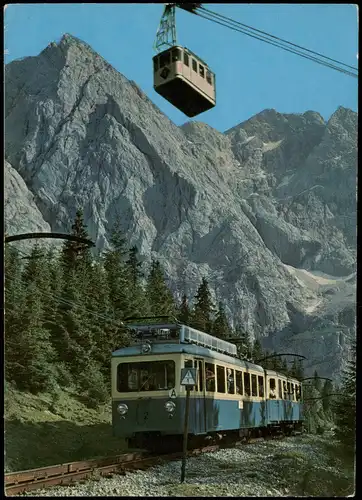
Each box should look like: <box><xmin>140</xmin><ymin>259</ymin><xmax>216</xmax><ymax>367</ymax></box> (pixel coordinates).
<box><xmin>4</xmin><ymin>34</ymin><xmax>357</xmax><ymax>380</ymax></box>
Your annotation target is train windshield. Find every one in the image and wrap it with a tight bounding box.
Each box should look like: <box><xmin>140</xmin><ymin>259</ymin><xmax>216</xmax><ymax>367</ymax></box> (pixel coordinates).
<box><xmin>117</xmin><ymin>360</ymin><xmax>175</xmax><ymax>392</ymax></box>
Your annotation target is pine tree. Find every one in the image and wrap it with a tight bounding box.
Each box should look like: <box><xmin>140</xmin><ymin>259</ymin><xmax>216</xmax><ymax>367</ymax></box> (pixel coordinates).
<box><xmin>233</xmin><ymin>325</ymin><xmax>252</xmax><ymax>360</ymax></box>
<box><xmin>313</xmin><ymin>370</ymin><xmax>322</xmax><ymax>392</ymax></box>
<box><xmin>321</xmin><ymin>379</ymin><xmax>334</xmax><ymax>415</ymax></box>
<box><xmin>252</xmin><ymin>338</ymin><xmax>264</xmax><ymax>362</ymax></box>
<box><xmin>125</xmin><ymin>245</ymin><xmax>148</xmax><ymax>319</ymax></box>
<box><xmin>178</xmin><ymin>293</ymin><xmax>190</xmax><ymax>325</ymax></box>
<box><xmin>104</xmin><ymin>222</ymin><xmax>132</xmax><ymax>321</ymax></box>
<box><xmin>126</xmin><ymin>246</ymin><xmax>143</xmax><ymax>286</ymax></box>
<box><xmin>190</xmin><ymin>277</ymin><xmax>215</xmax><ymax>333</ymax></box>
<box><xmin>4</xmin><ymin>245</ymin><xmax>27</xmax><ymax>383</ymax></box>
<box><xmin>61</xmin><ymin>209</ymin><xmax>92</xmax><ymax>271</ymax></box>
<box><xmin>145</xmin><ymin>260</ymin><xmax>176</xmax><ymax>318</ymax></box>
<box><xmin>212</xmin><ymin>302</ymin><xmax>231</xmax><ymax>340</ymax></box>
<box><xmin>333</xmin><ymin>339</ymin><xmax>356</xmax><ymax>456</ymax></box>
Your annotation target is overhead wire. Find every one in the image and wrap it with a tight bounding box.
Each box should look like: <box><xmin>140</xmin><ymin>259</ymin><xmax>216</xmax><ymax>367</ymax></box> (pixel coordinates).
<box><xmin>189</xmin><ymin>6</ymin><xmax>358</xmax><ymax>78</ymax></box>
<box><xmin>198</xmin><ymin>5</ymin><xmax>358</xmax><ymax>72</ymax></box>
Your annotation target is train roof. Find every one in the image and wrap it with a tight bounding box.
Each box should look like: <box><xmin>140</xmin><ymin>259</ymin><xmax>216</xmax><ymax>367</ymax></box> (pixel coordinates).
<box><xmin>112</xmin><ymin>342</ymin><xmax>264</xmax><ymax>373</ymax></box>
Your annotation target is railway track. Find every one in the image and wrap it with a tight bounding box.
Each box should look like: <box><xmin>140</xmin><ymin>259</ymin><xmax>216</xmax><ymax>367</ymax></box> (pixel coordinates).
<box><xmin>5</xmin><ymin>434</ymin><xmax>299</xmax><ymax>495</ymax></box>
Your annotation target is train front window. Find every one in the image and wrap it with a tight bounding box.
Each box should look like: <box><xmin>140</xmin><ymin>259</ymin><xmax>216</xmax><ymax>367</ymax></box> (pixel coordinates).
<box><xmin>117</xmin><ymin>360</ymin><xmax>175</xmax><ymax>392</ymax></box>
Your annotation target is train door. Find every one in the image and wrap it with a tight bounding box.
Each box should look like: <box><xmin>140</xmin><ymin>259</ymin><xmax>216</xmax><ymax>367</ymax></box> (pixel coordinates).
<box><xmin>184</xmin><ymin>358</ymin><xmax>206</xmax><ymax>434</ymax></box>
<box><xmin>195</xmin><ymin>358</ymin><xmax>206</xmax><ymax>434</ymax></box>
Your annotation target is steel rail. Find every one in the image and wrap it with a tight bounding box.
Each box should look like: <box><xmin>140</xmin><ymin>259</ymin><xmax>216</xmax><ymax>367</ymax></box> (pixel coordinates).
<box><xmin>5</xmin><ymin>434</ymin><xmax>301</xmax><ymax>495</ymax></box>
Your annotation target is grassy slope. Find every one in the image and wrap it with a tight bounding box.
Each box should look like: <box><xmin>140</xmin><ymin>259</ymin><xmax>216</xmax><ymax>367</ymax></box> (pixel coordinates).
<box><xmin>5</xmin><ymin>385</ymin><xmax>127</xmax><ymax>472</ymax></box>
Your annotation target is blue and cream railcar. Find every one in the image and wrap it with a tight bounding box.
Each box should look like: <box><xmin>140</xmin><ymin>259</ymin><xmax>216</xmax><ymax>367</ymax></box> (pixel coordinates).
<box><xmin>111</xmin><ymin>323</ymin><xmax>303</xmax><ymax>446</ymax></box>
<box><xmin>265</xmin><ymin>369</ymin><xmax>303</xmax><ymax>430</ymax></box>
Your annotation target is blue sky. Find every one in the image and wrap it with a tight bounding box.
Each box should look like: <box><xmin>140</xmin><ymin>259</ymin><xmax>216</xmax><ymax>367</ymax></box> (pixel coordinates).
<box><xmin>4</xmin><ymin>3</ymin><xmax>358</xmax><ymax>132</ymax></box>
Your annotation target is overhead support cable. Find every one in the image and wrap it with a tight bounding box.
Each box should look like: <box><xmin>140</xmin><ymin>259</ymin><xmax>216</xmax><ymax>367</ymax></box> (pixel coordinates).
<box><xmin>176</xmin><ymin>4</ymin><xmax>358</xmax><ymax>78</ymax></box>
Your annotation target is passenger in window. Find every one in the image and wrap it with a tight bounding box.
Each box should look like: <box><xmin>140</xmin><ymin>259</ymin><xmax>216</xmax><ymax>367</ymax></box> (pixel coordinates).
<box><xmin>128</xmin><ymin>369</ymin><xmax>138</xmax><ymax>390</ymax></box>
<box><xmin>269</xmin><ymin>380</ymin><xmax>277</xmax><ymax>399</ymax></box>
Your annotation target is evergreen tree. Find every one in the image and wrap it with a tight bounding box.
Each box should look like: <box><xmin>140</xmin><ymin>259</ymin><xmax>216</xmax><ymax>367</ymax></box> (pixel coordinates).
<box><xmin>126</xmin><ymin>246</ymin><xmax>143</xmax><ymax>286</ymax></box>
<box><xmin>333</xmin><ymin>339</ymin><xmax>356</xmax><ymax>456</ymax></box>
<box><xmin>313</xmin><ymin>370</ymin><xmax>322</xmax><ymax>392</ymax></box>
<box><xmin>104</xmin><ymin>222</ymin><xmax>132</xmax><ymax>321</ymax></box>
<box><xmin>190</xmin><ymin>277</ymin><xmax>215</xmax><ymax>333</ymax></box>
<box><xmin>252</xmin><ymin>338</ymin><xmax>264</xmax><ymax>362</ymax></box>
<box><xmin>233</xmin><ymin>325</ymin><xmax>252</xmax><ymax>360</ymax></box>
<box><xmin>4</xmin><ymin>245</ymin><xmax>27</xmax><ymax>383</ymax></box>
<box><xmin>61</xmin><ymin>209</ymin><xmax>92</xmax><ymax>271</ymax></box>
<box><xmin>125</xmin><ymin>245</ymin><xmax>148</xmax><ymax>319</ymax></box>
<box><xmin>212</xmin><ymin>302</ymin><xmax>231</xmax><ymax>340</ymax></box>
<box><xmin>145</xmin><ymin>260</ymin><xmax>176</xmax><ymax>317</ymax></box>
<box><xmin>178</xmin><ymin>293</ymin><xmax>190</xmax><ymax>325</ymax></box>
<box><xmin>321</xmin><ymin>379</ymin><xmax>334</xmax><ymax>415</ymax></box>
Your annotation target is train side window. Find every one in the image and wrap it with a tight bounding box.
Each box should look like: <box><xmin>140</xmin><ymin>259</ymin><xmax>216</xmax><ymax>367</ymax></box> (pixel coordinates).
<box><xmin>269</xmin><ymin>378</ymin><xmax>277</xmax><ymax>399</ymax></box>
<box><xmin>184</xmin><ymin>52</ymin><xmax>189</xmax><ymax>66</ymax></box>
<box><xmin>236</xmin><ymin>371</ymin><xmax>243</xmax><ymax>395</ymax></box>
<box><xmin>172</xmin><ymin>48</ymin><xmax>181</xmax><ymax>62</ymax></box>
<box><xmin>244</xmin><ymin>372</ymin><xmax>251</xmax><ymax>396</ymax></box>
<box><xmin>278</xmin><ymin>379</ymin><xmax>282</xmax><ymax>399</ymax></box>
<box><xmin>287</xmin><ymin>382</ymin><xmax>292</xmax><ymax>400</ymax></box>
<box><xmin>217</xmin><ymin>365</ymin><xmax>226</xmax><ymax>393</ymax></box>
<box><xmin>199</xmin><ymin>64</ymin><xmax>205</xmax><ymax>78</ymax></box>
<box><xmin>192</xmin><ymin>59</ymin><xmax>197</xmax><ymax>72</ymax></box>
<box><xmin>258</xmin><ymin>375</ymin><xmax>264</xmax><ymax>398</ymax></box>
<box><xmin>283</xmin><ymin>381</ymin><xmax>287</xmax><ymax>400</ymax></box>
<box><xmin>205</xmin><ymin>363</ymin><xmax>215</xmax><ymax>392</ymax></box>
<box><xmin>291</xmin><ymin>383</ymin><xmax>295</xmax><ymax>401</ymax></box>
<box><xmin>159</xmin><ymin>52</ymin><xmax>171</xmax><ymax>68</ymax></box>
<box><xmin>251</xmin><ymin>374</ymin><xmax>258</xmax><ymax>396</ymax></box>
<box><xmin>227</xmin><ymin>368</ymin><xmax>235</xmax><ymax>394</ymax></box>
<box><xmin>206</xmin><ymin>70</ymin><xmax>212</xmax><ymax>85</ymax></box>
<box><xmin>197</xmin><ymin>360</ymin><xmax>204</xmax><ymax>392</ymax></box>
<box><xmin>296</xmin><ymin>384</ymin><xmax>300</xmax><ymax>401</ymax></box>
<box><xmin>153</xmin><ymin>57</ymin><xmax>159</xmax><ymax>71</ymax></box>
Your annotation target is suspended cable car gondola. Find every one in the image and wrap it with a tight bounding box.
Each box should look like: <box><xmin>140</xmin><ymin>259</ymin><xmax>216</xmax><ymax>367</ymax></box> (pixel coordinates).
<box><xmin>153</xmin><ymin>4</ymin><xmax>216</xmax><ymax>117</ymax></box>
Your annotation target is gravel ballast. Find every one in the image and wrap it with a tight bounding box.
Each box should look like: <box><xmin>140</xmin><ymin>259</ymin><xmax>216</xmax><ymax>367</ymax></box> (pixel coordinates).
<box><xmin>23</xmin><ymin>434</ymin><xmax>354</xmax><ymax>497</ymax></box>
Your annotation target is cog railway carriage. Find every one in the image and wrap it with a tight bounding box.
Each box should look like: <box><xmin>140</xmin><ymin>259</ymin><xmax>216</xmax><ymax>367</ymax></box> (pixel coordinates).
<box><xmin>112</xmin><ymin>324</ymin><xmax>303</xmax><ymax>449</ymax></box>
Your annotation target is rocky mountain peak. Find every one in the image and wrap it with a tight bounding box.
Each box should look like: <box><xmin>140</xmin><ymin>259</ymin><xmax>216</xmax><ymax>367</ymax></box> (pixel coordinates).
<box><xmin>5</xmin><ymin>36</ymin><xmax>356</xmax><ymax>380</ymax></box>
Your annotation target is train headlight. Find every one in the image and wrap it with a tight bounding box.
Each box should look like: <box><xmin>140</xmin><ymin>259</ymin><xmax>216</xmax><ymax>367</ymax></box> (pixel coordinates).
<box><xmin>164</xmin><ymin>401</ymin><xmax>176</xmax><ymax>413</ymax></box>
<box><xmin>117</xmin><ymin>403</ymin><xmax>129</xmax><ymax>416</ymax></box>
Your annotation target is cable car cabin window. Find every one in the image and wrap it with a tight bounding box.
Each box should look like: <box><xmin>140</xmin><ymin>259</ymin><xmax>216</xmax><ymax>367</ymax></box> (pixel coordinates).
<box><xmin>117</xmin><ymin>361</ymin><xmax>175</xmax><ymax>392</ymax></box>
<box><xmin>251</xmin><ymin>374</ymin><xmax>258</xmax><ymax>397</ymax></box>
<box><xmin>205</xmin><ymin>363</ymin><xmax>216</xmax><ymax>392</ymax></box>
<box><xmin>227</xmin><ymin>368</ymin><xmax>235</xmax><ymax>394</ymax></box>
<box><xmin>258</xmin><ymin>375</ymin><xmax>264</xmax><ymax>398</ymax></box>
<box><xmin>159</xmin><ymin>52</ymin><xmax>171</xmax><ymax>68</ymax></box>
<box><xmin>244</xmin><ymin>372</ymin><xmax>251</xmax><ymax>396</ymax></box>
<box><xmin>216</xmin><ymin>365</ymin><xmax>226</xmax><ymax>393</ymax></box>
<box><xmin>184</xmin><ymin>52</ymin><xmax>189</xmax><ymax>66</ymax></box>
<box><xmin>172</xmin><ymin>48</ymin><xmax>181</xmax><ymax>62</ymax></box>
<box><xmin>199</xmin><ymin>64</ymin><xmax>205</xmax><ymax>78</ymax></box>
<box><xmin>192</xmin><ymin>59</ymin><xmax>197</xmax><ymax>72</ymax></box>
<box><xmin>236</xmin><ymin>370</ymin><xmax>243</xmax><ymax>395</ymax></box>
<box><xmin>206</xmin><ymin>70</ymin><xmax>212</xmax><ymax>85</ymax></box>
<box><xmin>278</xmin><ymin>379</ymin><xmax>282</xmax><ymax>399</ymax></box>
<box><xmin>153</xmin><ymin>57</ymin><xmax>159</xmax><ymax>72</ymax></box>
<box><xmin>269</xmin><ymin>378</ymin><xmax>277</xmax><ymax>399</ymax></box>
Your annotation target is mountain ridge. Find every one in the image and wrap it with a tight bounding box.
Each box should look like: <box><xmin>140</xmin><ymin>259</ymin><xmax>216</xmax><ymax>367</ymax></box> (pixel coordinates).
<box><xmin>5</xmin><ymin>34</ymin><xmax>356</xmax><ymax>379</ymax></box>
